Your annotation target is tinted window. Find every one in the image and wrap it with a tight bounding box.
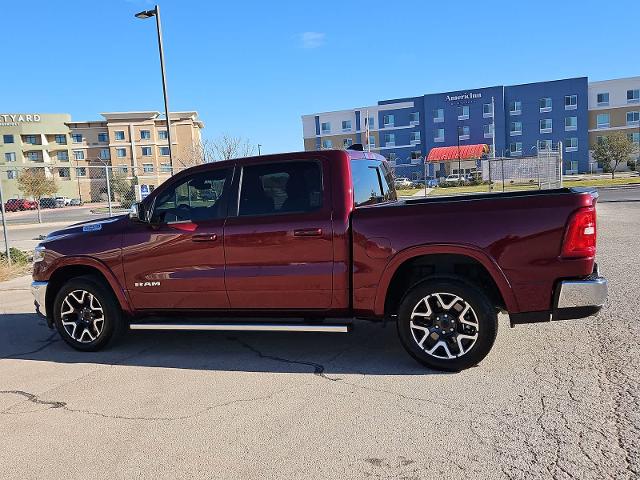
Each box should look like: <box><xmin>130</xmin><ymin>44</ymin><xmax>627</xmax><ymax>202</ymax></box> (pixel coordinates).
<box><xmin>151</xmin><ymin>169</ymin><xmax>230</xmax><ymax>223</ymax></box>
<box><xmin>351</xmin><ymin>160</ymin><xmax>396</xmax><ymax>207</ymax></box>
<box><xmin>239</xmin><ymin>161</ymin><xmax>322</xmax><ymax>216</ymax></box>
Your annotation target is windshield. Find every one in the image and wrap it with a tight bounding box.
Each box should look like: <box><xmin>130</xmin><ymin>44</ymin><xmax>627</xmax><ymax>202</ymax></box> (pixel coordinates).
<box><xmin>350</xmin><ymin>159</ymin><xmax>397</xmax><ymax>207</ymax></box>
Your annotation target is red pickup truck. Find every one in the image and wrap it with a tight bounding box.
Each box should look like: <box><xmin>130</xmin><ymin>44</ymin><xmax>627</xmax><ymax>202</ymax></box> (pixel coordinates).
<box><xmin>31</xmin><ymin>149</ymin><xmax>608</xmax><ymax>371</ymax></box>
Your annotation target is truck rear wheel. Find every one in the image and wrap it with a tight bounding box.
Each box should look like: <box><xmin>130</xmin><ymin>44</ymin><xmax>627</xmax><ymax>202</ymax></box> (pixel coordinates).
<box><xmin>52</xmin><ymin>276</ymin><xmax>124</xmax><ymax>351</ymax></box>
<box><xmin>397</xmin><ymin>279</ymin><xmax>498</xmax><ymax>371</ymax></box>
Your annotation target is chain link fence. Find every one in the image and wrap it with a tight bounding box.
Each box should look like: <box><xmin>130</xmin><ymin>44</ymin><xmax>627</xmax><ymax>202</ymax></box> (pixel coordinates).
<box><xmin>481</xmin><ymin>153</ymin><xmax>562</xmax><ymax>192</ymax></box>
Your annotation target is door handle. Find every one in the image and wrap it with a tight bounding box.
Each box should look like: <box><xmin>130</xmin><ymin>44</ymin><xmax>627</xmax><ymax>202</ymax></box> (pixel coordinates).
<box><xmin>293</xmin><ymin>228</ymin><xmax>322</xmax><ymax>237</ymax></box>
<box><xmin>192</xmin><ymin>233</ymin><xmax>218</xmax><ymax>242</ymax></box>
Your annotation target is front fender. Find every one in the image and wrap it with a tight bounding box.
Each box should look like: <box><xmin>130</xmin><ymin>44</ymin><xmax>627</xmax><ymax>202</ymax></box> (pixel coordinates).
<box><xmin>373</xmin><ymin>243</ymin><xmax>519</xmax><ymax>316</ymax></box>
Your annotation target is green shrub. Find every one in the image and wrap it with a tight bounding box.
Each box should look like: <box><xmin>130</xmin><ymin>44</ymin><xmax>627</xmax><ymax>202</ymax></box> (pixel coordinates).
<box><xmin>0</xmin><ymin>248</ymin><xmax>30</xmax><ymax>265</ymax></box>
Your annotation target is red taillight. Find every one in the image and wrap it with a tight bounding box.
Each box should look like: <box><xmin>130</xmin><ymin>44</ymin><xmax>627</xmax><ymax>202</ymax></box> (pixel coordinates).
<box><xmin>561</xmin><ymin>206</ymin><xmax>597</xmax><ymax>258</ymax></box>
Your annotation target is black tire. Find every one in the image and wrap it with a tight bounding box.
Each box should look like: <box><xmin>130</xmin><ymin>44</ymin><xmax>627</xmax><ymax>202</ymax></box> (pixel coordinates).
<box><xmin>53</xmin><ymin>275</ymin><xmax>124</xmax><ymax>351</ymax></box>
<box><xmin>397</xmin><ymin>278</ymin><xmax>498</xmax><ymax>372</ymax></box>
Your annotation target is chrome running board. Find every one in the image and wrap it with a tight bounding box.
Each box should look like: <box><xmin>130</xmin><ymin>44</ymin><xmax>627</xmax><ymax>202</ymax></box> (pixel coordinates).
<box><xmin>129</xmin><ymin>323</ymin><xmax>350</xmax><ymax>333</ymax></box>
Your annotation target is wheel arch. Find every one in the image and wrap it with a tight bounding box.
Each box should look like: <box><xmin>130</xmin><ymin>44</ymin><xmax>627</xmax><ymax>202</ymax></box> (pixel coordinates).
<box><xmin>375</xmin><ymin>245</ymin><xmax>518</xmax><ymax>317</ymax></box>
<box><xmin>45</xmin><ymin>258</ymin><xmax>132</xmax><ymax>319</ymax></box>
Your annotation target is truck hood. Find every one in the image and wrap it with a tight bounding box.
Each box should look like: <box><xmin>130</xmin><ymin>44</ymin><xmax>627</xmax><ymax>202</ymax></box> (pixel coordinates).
<box><xmin>45</xmin><ymin>215</ymin><xmax>128</xmax><ymax>241</ymax></box>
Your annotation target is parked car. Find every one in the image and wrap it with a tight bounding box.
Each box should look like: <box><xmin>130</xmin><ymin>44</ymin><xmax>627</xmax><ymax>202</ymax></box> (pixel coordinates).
<box><xmin>443</xmin><ymin>174</ymin><xmax>472</xmax><ymax>184</ymax></box>
<box><xmin>31</xmin><ymin>149</ymin><xmax>607</xmax><ymax>371</ymax></box>
<box><xmin>4</xmin><ymin>198</ymin><xmax>38</xmax><ymax>212</ymax></box>
<box><xmin>69</xmin><ymin>198</ymin><xmax>84</xmax><ymax>206</ymax></box>
<box><xmin>39</xmin><ymin>198</ymin><xmax>58</xmax><ymax>209</ymax></box>
<box><xmin>55</xmin><ymin>196</ymin><xmax>71</xmax><ymax>206</ymax></box>
<box><xmin>394</xmin><ymin>177</ymin><xmax>414</xmax><ymax>189</ymax></box>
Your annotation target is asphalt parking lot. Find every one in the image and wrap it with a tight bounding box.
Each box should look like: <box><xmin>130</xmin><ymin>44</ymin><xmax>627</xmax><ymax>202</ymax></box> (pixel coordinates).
<box><xmin>0</xmin><ymin>201</ymin><xmax>638</xmax><ymax>479</ymax></box>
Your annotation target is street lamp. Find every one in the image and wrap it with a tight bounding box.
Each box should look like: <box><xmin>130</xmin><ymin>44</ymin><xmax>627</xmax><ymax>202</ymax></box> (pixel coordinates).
<box><xmin>135</xmin><ymin>5</ymin><xmax>174</xmax><ymax>167</ymax></box>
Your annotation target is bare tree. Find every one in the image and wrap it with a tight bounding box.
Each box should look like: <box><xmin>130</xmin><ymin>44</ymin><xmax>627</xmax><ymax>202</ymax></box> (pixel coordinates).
<box><xmin>210</xmin><ymin>134</ymin><xmax>256</xmax><ymax>161</ymax></box>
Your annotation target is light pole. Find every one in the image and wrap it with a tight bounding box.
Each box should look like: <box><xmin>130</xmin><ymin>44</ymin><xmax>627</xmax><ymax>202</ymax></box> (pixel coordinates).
<box><xmin>135</xmin><ymin>5</ymin><xmax>174</xmax><ymax>167</ymax></box>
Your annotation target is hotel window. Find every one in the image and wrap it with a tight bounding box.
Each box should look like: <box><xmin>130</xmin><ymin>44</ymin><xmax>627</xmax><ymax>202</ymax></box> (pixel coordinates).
<box><xmin>565</xmin><ymin>116</ymin><xmax>577</xmax><ymax>131</ymax></box>
<box><xmin>538</xmin><ymin>139</ymin><xmax>553</xmax><ymax>151</ymax></box>
<box><xmin>142</xmin><ymin>146</ymin><xmax>152</xmax><ymax>156</ymax></box>
<box><xmin>3</xmin><ymin>134</ymin><xmax>14</xmax><ymax>143</ymax></box>
<box><xmin>58</xmin><ymin>167</ymin><xmax>70</xmax><ymax>178</ymax></box>
<box><xmin>509</xmin><ymin>142</ymin><xmax>522</xmax><ymax>156</ymax></box>
<box><xmin>71</xmin><ymin>133</ymin><xmax>82</xmax><ymax>143</ymax></box>
<box><xmin>410</xmin><ymin>151</ymin><xmax>422</xmax><ymax>160</ymax></box>
<box><xmin>143</xmin><ymin>163</ymin><xmax>154</xmax><ymax>173</ymax></box>
<box><xmin>116</xmin><ymin>148</ymin><xmax>127</xmax><ymax>158</ymax></box>
<box><xmin>58</xmin><ymin>151</ymin><xmax>69</xmax><ymax>161</ymax></box>
<box><xmin>140</xmin><ymin>130</ymin><xmax>151</xmax><ymax>140</ymax></box>
<box><xmin>368</xmin><ymin>135</ymin><xmax>375</xmax><ymax>148</ymax></box>
<box><xmin>510</xmin><ymin>121</ymin><xmax>522</xmax><ymax>135</ymax></box>
<box><xmin>159</xmin><ymin>146</ymin><xmax>170</xmax><ymax>156</ymax></box>
<box><xmin>383</xmin><ymin>114</ymin><xmax>394</xmax><ymax>127</ymax></box>
<box><xmin>509</xmin><ymin>100</ymin><xmax>521</xmax><ymax>115</ymax></box>
<box><xmin>367</xmin><ymin>117</ymin><xmax>375</xmax><ymax>128</ymax></box>
<box><xmin>459</xmin><ymin>126</ymin><xmax>470</xmax><ymax>139</ymax></box>
<box><xmin>539</xmin><ymin>97</ymin><xmax>552</xmax><ymax>112</ymax></box>
<box><xmin>565</xmin><ymin>95</ymin><xmax>578</xmax><ymax>109</ymax></box>
<box><xmin>483</xmin><ymin>103</ymin><xmax>493</xmax><ymax>117</ymax></box>
<box><xmin>99</xmin><ymin>148</ymin><xmax>110</xmax><ymax>160</ymax></box>
<box><xmin>343</xmin><ymin>138</ymin><xmax>353</xmax><ymax>148</ymax></box>
<box><xmin>25</xmin><ymin>135</ymin><xmax>38</xmax><ymax>144</ymax></box>
<box><xmin>55</xmin><ymin>134</ymin><xmax>67</xmax><ymax>144</ymax></box>
<box><xmin>321</xmin><ymin>122</ymin><xmax>331</xmax><ymax>133</ymax></box>
<box><xmin>158</xmin><ymin>130</ymin><xmax>168</xmax><ymax>140</ymax></box>
<box><xmin>627</xmin><ymin>89</ymin><xmax>640</xmax><ymax>103</ymax></box>
<box><xmin>118</xmin><ymin>165</ymin><xmax>129</xmax><ymax>174</ymax></box>
<box><xmin>384</xmin><ymin>133</ymin><xmax>395</xmax><ymax>145</ymax></box>
<box><xmin>76</xmin><ymin>167</ymin><xmax>87</xmax><ymax>177</ymax></box>
<box><xmin>410</xmin><ymin>131</ymin><xmax>420</xmax><ymax>143</ymax></box>
<box><xmin>321</xmin><ymin>139</ymin><xmax>332</xmax><ymax>149</ymax></box>
<box><xmin>409</xmin><ymin>112</ymin><xmax>420</xmax><ymax>124</ymax></box>
<box><xmin>341</xmin><ymin>120</ymin><xmax>352</xmax><ymax>131</ymax></box>
<box><xmin>114</xmin><ymin>130</ymin><xmax>125</xmax><ymax>141</ymax></box>
<box><xmin>5</xmin><ymin>152</ymin><xmax>16</xmax><ymax>162</ymax></box>
<box><xmin>540</xmin><ymin>119</ymin><xmax>553</xmax><ymax>133</ymax></box>
<box><xmin>597</xmin><ymin>92</ymin><xmax>609</xmax><ymax>106</ymax></box>
<box><xmin>27</xmin><ymin>151</ymin><xmax>40</xmax><ymax>161</ymax></box>
<box><xmin>457</xmin><ymin>106</ymin><xmax>469</xmax><ymax>120</ymax></box>
<box><xmin>628</xmin><ymin>132</ymin><xmax>640</xmax><ymax>144</ymax></box>
<box><xmin>626</xmin><ymin>111</ymin><xmax>640</xmax><ymax>125</ymax></box>
<box><xmin>434</xmin><ymin>128</ymin><xmax>445</xmax><ymax>142</ymax></box>
<box><xmin>433</xmin><ymin>108</ymin><xmax>444</xmax><ymax>122</ymax></box>
<box><xmin>565</xmin><ymin>137</ymin><xmax>578</xmax><ymax>152</ymax></box>
<box><xmin>483</xmin><ymin>124</ymin><xmax>494</xmax><ymax>138</ymax></box>
<box><xmin>160</xmin><ymin>163</ymin><xmax>172</xmax><ymax>173</ymax></box>
<box><xmin>98</xmin><ymin>132</ymin><xmax>109</xmax><ymax>143</ymax></box>
<box><xmin>7</xmin><ymin>169</ymin><xmax>17</xmax><ymax>179</ymax></box>
<box><xmin>596</xmin><ymin>113</ymin><xmax>610</xmax><ymax>128</ymax></box>
<box><xmin>73</xmin><ymin>150</ymin><xmax>85</xmax><ymax>160</ymax></box>
<box><xmin>387</xmin><ymin>153</ymin><xmax>397</xmax><ymax>163</ymax></box>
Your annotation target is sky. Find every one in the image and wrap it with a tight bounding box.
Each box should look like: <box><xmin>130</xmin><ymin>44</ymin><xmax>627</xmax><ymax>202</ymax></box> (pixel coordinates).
<box><xmin>2</xmin><ymin>0</ymin><xmax>639</xmax><ymax>154</ymax></box>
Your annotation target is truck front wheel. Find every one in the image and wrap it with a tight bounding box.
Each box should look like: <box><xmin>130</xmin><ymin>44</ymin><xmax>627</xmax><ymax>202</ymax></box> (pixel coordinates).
<box><xmin>52</xmin><ymin>276</ymin><xmax>124</xmax><ymax>351</ymax></box>
<box><xmin>397</xmin><ymin>279</ymin><xmax>498</xmax><ymax>371</ymax></box>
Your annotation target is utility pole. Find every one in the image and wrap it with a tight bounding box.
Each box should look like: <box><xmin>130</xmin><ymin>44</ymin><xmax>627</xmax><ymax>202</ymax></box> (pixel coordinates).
<box><xmin>257</xmin><ymin>144</ymin><xmax>262</xmax><ymax>156</ymax></box>
<box><xmin>0</xmin><ymin>179</ymin><xmax>10</xmax><ymax>265</ymax></box>
<box><xmin>457</xmin><ymin>125</ymin><xmax>462</xmax><ymax>185</ymax></box>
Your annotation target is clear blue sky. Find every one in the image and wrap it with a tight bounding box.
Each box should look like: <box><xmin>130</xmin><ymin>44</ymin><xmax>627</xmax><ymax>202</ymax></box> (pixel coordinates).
<box><xmin>2</xmin><ymin>0</ymin><xmax>639</xmax><ymax>154</ymax></box>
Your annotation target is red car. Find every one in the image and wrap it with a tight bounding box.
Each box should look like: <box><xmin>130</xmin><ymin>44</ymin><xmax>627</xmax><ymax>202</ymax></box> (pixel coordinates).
<box><xmin>31</xmin><ymin>148</ymin><xmax>607</xmax><ymax>371</ymax></box>
<box><xmin>4</xmin><ymin>198</ymin><xmax>37</xmax><ymax>212</ymax></box>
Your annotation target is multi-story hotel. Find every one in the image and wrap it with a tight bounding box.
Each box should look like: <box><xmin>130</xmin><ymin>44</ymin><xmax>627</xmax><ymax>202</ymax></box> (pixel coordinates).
<box><xmin>302</xmin><ymin>75</ymin><xmax>640</xmax><ymax>177</ymax></box>
<box><xmin>0</xmin><ymin>111</ymin><xmax>204</xmax><ymax>200</ymax></box>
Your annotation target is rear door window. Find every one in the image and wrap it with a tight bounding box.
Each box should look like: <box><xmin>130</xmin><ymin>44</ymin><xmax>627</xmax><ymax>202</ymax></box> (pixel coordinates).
<box><xmin>351</xmin><ymin>160</ymin><xmax>396</xmax><ymax>207</ymax></box>
<box><xmin>238</xmin><ymin>161</ymin><xmax>323</xmax><ymax>216</ymax></box>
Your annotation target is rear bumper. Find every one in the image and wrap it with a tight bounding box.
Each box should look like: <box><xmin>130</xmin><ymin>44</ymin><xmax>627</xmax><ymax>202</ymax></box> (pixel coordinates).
<box><xmin>510</xmin><ymin>264</ymin><xmax>607</xmax><ymax>325</ymax></box>
<box><xmin>31</xmin><ymin>281</ymin><xmax>48</xmax><ymax>318</ymax></box>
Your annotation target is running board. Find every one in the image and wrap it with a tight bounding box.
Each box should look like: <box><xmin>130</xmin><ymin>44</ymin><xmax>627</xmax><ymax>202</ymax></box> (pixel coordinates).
<box><xmin>129</xmin><ymin>323</ymin><xmax>350</xmax><ymax>333</ymax></box>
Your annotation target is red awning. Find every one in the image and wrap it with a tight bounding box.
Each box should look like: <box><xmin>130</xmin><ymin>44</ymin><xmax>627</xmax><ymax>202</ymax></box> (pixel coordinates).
<box><xmin>426</xmin><ymin>144</ymin><xmax>489</xmax><ymax>162</ymax></box>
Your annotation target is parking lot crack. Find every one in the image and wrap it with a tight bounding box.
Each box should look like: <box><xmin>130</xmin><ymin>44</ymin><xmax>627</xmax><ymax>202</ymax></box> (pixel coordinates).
<box><xmin>0</xmin><ymin>390</ymin><xmax>66</xmax><ymax>410</ymax></box>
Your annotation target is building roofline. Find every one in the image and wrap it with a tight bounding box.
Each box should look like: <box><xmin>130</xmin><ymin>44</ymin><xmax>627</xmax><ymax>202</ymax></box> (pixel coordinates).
<box><xmin>588</xmin><ymin>75</ymin><xmax>640</xmax><ymax>85</ymax></box>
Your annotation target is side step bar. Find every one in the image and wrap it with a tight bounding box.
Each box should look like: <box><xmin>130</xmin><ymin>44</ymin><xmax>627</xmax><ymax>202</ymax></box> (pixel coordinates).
<box><xmin>129</xmin><ymin>323</ymin><xmax>350</xmax><ymax>333</ymax></box>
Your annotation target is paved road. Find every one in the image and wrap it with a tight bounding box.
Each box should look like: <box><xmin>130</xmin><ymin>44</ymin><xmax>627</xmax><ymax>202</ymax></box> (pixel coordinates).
<box><xmin>1</xmin><ymin>203</ymin><xmax>123</xmax><ymax>226</ymax></box>
<box><xmin>0</xmin><ymin>202</ymin><xmax>637</xmax><ymax>479</ymax></box>
<box><xmin>597</xmin><ymin>185</ymin><xmax>640</xmax><ymax>203</ymax></box>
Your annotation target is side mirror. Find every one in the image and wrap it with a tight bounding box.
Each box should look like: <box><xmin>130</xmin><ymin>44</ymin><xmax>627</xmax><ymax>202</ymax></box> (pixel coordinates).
<box><xmin>130</xmin><ymin>202</ymin><xmax>147</xmax><ymax>222</ymax></box>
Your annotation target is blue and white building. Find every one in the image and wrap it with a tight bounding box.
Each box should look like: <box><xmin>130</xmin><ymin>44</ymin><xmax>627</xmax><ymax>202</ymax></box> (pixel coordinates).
<box><xmin>302</xmin><ymin>76</ymin><xmax>592</xmax><ymax>176</ymax></box>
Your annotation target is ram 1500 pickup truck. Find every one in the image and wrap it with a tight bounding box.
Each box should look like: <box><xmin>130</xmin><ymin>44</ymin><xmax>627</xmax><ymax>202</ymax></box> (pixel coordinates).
<box><xmin>31</xmin><ymin>149</ymin><xmax>608</xmax><ymax>371</ymax></box>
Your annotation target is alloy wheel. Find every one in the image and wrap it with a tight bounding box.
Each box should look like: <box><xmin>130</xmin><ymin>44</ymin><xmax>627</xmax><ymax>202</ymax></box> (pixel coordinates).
<box><xmin>60</xmin><ymin>289</ymin><xmax>105</xmax><ymax>343</ymax></box>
